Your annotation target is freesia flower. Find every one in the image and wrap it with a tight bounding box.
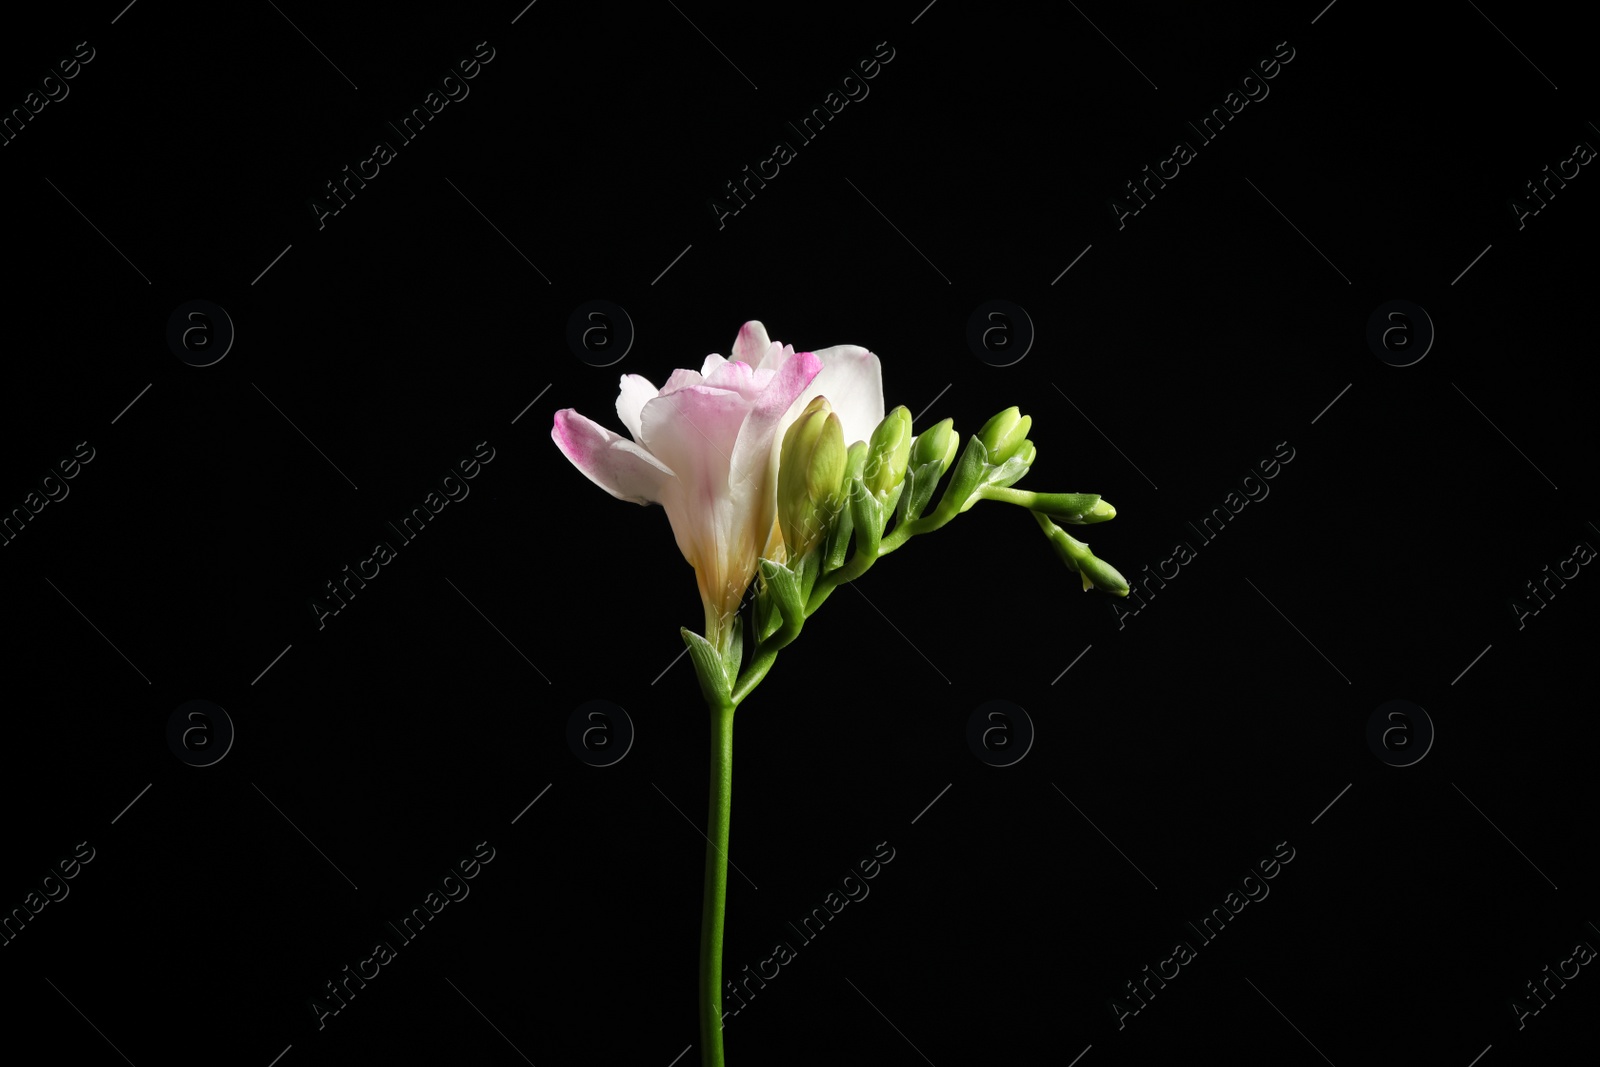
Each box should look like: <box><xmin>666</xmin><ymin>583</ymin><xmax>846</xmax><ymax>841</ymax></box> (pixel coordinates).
<box><xmin>552</xmin><ymin>320</ymin><xmax>1130</xmax><ymax>1067</ymax></box>
<box><xmin>551</xmin><ymin>321</ymin><xmax>883</xmax><ymax>647</ymax></box>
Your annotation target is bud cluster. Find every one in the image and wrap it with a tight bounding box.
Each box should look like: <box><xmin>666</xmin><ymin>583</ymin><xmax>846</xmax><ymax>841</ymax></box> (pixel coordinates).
<box><xmin>708</xmin><ymin>400</ymin><xmax>1131</xmax><ymax>708</ymax></box>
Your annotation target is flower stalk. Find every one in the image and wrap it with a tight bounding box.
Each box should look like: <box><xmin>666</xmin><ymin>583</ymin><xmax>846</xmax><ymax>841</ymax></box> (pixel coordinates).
<box><xmin>697</xmin><ymin>698</ymin><xmax>734</xmax><ymax>1067</ymax></box>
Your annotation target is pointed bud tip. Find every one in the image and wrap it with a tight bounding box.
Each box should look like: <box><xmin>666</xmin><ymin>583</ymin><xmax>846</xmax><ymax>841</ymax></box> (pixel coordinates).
<box><xmin>779</xmin><ymin>409</ymin><xmax>848</xmax><ymax>560</ymax></box>
<box><xmin>808</xmin><ymin>414</ymin><xmax>847</xmax><ymax>497</ymax></box>
<box><xmin>912</xmin><ymin>418</ymin><xmax>959</xmax><ymax>474</ymax></box>
<box><xmin>800</xmin><ymin>394</ymin><xmax>832</xmax><ymax>416</ymax></box>
<box><xmin>865</xmin><ymin>406</ymin><xmax>914</xmax><ymax>494</ymax></box>
<box><xmin>977</xmin><ymin>407</ymin><xmax>1032</xmax><ymax>464</ymax></box>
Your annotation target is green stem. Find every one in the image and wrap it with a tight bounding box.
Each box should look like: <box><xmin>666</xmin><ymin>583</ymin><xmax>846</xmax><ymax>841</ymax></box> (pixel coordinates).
<box><xmin>877</xmin><ymin>523</ymin><xmax>915</xmax><ymax>554</ymax></box>
<box><xmin>731</xmin><ymin>636</ymin><xmax>787</xmax><ymax>705</ymax></box>
<box><xmin>699</xmin><ymin>699</ymin><xmax>735</xmax><ymax>1067</ymax></box>
<box><xmin>732</xmin><ymin>591</ymin><xmax>803</xmax><ymax>704</ymax></box>
<box><xmin>980</xmin><ymin>486</ymin><xmax>1096</xmax><ymax>511</ymax></box>
<box><xmin>979</xmin><ymin>485</ymin><xmax>1036</xmax><ymax>506</ymax></box>
<box><xmin>804</xmin><ymin>579</ymin><xmax>840</xmax><ymax>614</ymax></box>
<box><xmin>804</xmin><ymin>511</ymin><xmax>923</xmax><ymax>614</ymax></box>
<box><xmin>982</xmin><ymin>486</ymin><xmax>1109</xmax><ymax>522</ymax></box>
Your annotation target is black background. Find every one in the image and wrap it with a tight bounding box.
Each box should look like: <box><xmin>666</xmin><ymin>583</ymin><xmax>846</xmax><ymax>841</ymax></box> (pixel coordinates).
<box><xmin>1</xmin><ymin>1</ymin><xmax>1595</xmax><ymax>1065</ymax></box>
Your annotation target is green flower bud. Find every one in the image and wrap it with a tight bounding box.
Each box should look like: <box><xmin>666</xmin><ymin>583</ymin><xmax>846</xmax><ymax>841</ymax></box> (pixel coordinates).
<box><xmin>820</xmin><ymin>439</ymin><xmax>868</xmax><ymax>573</ymax></box>
<box><xmin>1074</xmin><ymin>551</ymin><xmax>1129</xmax><ymax>596</ymax></box>
<box><xmin>1044</xmin><ymin>495</ymin><xmax>1116</xmax><ymax>524</ymax></box>
<box><xmin>778</xmin><ymin>397</ymin><xmax>847</xmax><ymax>559</ymax></box>
<box><xmin>863</xmin><ymin>406</ymin><xmax>913</xmax><ymax>496</ymax></box>
<box><xmin>845</xmin><ymin>439</ymin><xmax>869</xmax><ymax>481</ymax></box>
<box><xmin>1032</xmin><ymin>511</ymin><xmax>1130</xmax><ymax>596</ymax></box>
<box><xmin>910</xmin><ymin>418</ymin><xmax>958</xmax><ymax>475</ymax></box>
<box><xmin>976</xmin><ymin>407</ymin><xmax>1033</xmax><ymax>465</ymax></box>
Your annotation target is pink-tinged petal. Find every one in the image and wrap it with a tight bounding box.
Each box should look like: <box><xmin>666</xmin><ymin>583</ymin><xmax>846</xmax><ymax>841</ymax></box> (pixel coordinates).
<box><xmin>756</xmin><ymin>341</ymin><xmax>794</xmax><ymax>372</ymax></box>
<box><xmin>638</xmin><ymin>384</ymin><xmax>749</xmax><ymax>491</ymax></box>
<box><xmin>702</xmin><ymin>359</ymin><xmax>771</xmax><ymax>400</ymax></box>
<box><xmin>729</xmin><ymin>349</ymin><xmax>825</xmax><ymax>554</ymax></box>
<box><xmin>616</xmin><ymin>373</ymin><xmax>658</xmax><ymax>443</ymax></box>
<box><xmin>731</xmin><ymin>321</ymin><xmax>770</xmax><ymax>364</ymax></box>
<box><xmin>730</xmin><ymin>349</ymin><xmax>824</xmax><ymax>479</ymax></box>
<box><xmin>641</xmin><ymin>382</ymin><xmax>759</xmax><ymax>629</ymax></box>
<box><xmin>785</xmin><ymin>344</ymin><xmax>884</xmax><ymax>447</ymax></box>
<box><xmin>657</xmin><ymin>367</ymin><xmax>705</xmax><ymax>396</ymax></box>
<box><xmin>552</xmin><ymin>409</ymin><xmax>675</xmax><ymax>506</ymax></box>
<box><xmin>700</xmin><ymin>352</ymin><xmax>728</xmax><ymax>377</ymax></box>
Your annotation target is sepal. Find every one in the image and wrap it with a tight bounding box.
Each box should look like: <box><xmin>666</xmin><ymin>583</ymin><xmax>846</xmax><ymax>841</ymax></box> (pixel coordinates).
<box><xmin>847</xmin><ymin>476</ymin><xmax>884</xmax><ymax>562</ymax></box>
<box><xmin>931</xmin><ymin>435</ymin><xmax>991</xmax><ymax>520</ymax></box>
<box><xmin>681</xmin><ymin>627</ymin><xmax>734</xmax><ymax>708</ymax></box>
<box><xmin>901</xmin><ymin>460</ymin><xmax>944</xmax><ymax>522</ymax></box>
<box><xmin>721</xmin><ymin>615</ymin><xmax>743</xmax><ymax>685</ymax></box>
<box><xmin>980</xmin><ymin>448</ymin><xmax>1035</xmax><ymax>492</ymax></box>
<box><xmin>757</xmin><ymin>558</ymin><xmax>806</xmax><ymax>638</ymax></box>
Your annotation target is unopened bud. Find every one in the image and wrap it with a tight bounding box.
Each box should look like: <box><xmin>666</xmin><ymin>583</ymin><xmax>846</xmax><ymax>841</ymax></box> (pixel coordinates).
<box><xmin>845</xmin><ymin>439</ymin><xmax>868</xmax><ymax>480</ymax></box>
<box><xmin>778</xmin><ymin>397</ymin><xmax>846</xmax><ymax>559</ymax></box>
<box><xmin>863</xmin><ymin>406</ymin><xmax>913</xmax><ymax>495</ymax></box>
<box><xmin>1033</xmin><ymin>511</ymin><xmax>1129</xmax><ymax>596</ymax></box>
<box><xmin>910</xmin><ymin>418</ymin><xmax>958</xmax><ymax>475</ymax></box>
<box><xmin>977</xmin><ymin>407</ymin><xmax>1033</xmax><ymax>464</ymax></box>
<box><xmin>1074</xmin><ymin>551</ymin><xmax>1129</xmax><ymax>595</ymax></box>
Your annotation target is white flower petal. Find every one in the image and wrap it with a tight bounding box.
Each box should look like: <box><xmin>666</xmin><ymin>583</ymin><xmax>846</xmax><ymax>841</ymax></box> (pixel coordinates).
<box><xmin>639</xmin><ymin>385</ymin><xmax>747</xmax><ymax>497</ymax></box>
<box><xmin>777</xmin><ymin>344</ymin><xmax>884</xmax><ymax>449</ymax></box>
<box><xmin>616</xmin><ymin>373</ymin><xmax>658</xmax><ymax>442</ymax></box>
